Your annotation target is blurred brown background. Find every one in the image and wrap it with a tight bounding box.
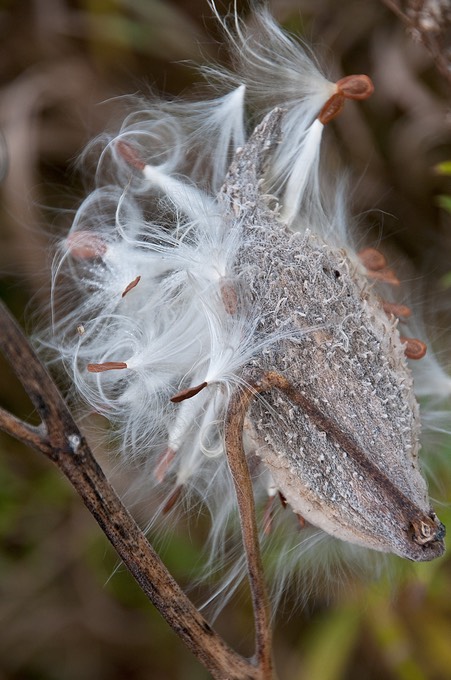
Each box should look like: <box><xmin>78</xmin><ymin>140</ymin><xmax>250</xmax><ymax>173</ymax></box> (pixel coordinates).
<box><xmin>1</xmin><ymin>1</ymin><xmax>451</xmax><ymax>679</ymax></box>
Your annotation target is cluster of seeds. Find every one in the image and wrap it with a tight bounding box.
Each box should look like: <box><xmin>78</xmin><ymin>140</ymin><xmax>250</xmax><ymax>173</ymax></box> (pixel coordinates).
<box><xmin>48</xmin><ymin>6</ymin><xmax>449</xmax><ymax>606</ymax></box>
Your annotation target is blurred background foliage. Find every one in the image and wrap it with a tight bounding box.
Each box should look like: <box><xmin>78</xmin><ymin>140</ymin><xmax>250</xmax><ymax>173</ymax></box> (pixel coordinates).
<box><xmin>0</xmin><ymin>1</ymin><xmax>451</xmax><ymax>678</ymax></box>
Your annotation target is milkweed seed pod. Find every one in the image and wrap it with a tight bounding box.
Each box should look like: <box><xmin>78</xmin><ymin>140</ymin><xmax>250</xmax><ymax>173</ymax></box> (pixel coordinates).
<box><xmin>47</xmin><ymin>5</ymin><xmax>448</xmax><ymax>606</ymax></box>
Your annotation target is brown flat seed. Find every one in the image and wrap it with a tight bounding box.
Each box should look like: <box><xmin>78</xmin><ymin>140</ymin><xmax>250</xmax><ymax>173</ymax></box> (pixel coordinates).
<box><xmin>297</xmin><ymin>514</ymin><xmax>306</xmax><ymax>529</ymax></box>
<box><xmin>116</xmin><ymin>140</ymin><xmax>146</xmax><ymax>171</ymax></box>
<box><xmin>366</xmin><ymin>268</ymin><xmax>400</xmax><ymax>286</ymax></box>
<box><xmin>336</xmin><ymin>74</ymin><xmax>374</xmax><ymax>100</ymax></box>
<box><xmin>220</xmin><ymin>281</ymin><xmax>238</xmax><ymax>315</ymax></box>
<box><xmin>87</xmin><ymin>362</ymin><xmax>128</xmax><ymax>373</ymax></box>
<box><xmin>382</xmin><ymin>301</ymin><xmax>412</xmax><ymax>320</ymax></box>
<box><xmin>66</xmin><ymin>232</ymin><xmax>107</xmax><ymax>259</ymax></box>
<box><xmin>162</xmin><ymin>485</ymin><xmax>182</xmax><ymax>514</ymax></box>
<box><xmin>154</xmin><ymin>447</ymin><xmax>176</xmax><ymax>484</ymax></box>
<box><xmin>121</xmin><ymin>275</ymin><xmax>141</xmax><ymax>298</ymax></box>
<box><xmin>170</xmin><ymin>381</ymin><xmax>208</xmax><ymax>403</ymax></box>
<box><xmin>400</xmin><ymin>337</ymin><xmax>427</xmax><ymax>360</ymax></box>
<box><xmin>318</xmin><ymin>92</ymin><xmax>345</xmax><ymax>125</ymax></box>
<box><xmin>358</xmin><ymin>247</ymin><xmax>387</xmax><ymax>271</ymax></box>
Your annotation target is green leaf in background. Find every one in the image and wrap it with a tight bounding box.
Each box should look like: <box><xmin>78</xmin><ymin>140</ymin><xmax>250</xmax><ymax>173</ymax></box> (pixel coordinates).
<box><xmin>365</xmin><ymin>591</ymin><xmax>426</xmax><ymax>680</ymax></box>
<box><xmin>81</xmin><ymin>0</ymin><xmax>210</xmax><ymax>61</ymax></box>
<box><xmin>441</xmin><ymin>271</ymin><xmax>451</xmax><ymax>288</ymax></box>
<box><xmin>434</xmin><ymin>161</ymin><xmax>451</xmax><ymax>176</ymax></box>
<box><xmin>295</xmin><ymin>605</ymin><xmax>360</xmax><ymax>680</ymax></box>
<box><xmin>436</xmin><ymin>195</ymin><xmax>451</xmax><ymax>213</ymax></box>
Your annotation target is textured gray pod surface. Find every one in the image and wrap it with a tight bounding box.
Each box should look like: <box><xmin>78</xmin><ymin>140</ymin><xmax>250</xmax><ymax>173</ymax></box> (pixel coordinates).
<box><xmin>220</xmin><ymin>108</ymin><xmax>445</xmax><ymax>562</ymax></box>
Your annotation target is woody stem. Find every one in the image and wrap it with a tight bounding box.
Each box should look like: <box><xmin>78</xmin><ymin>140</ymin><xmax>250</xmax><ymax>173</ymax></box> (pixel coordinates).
<box><xmin>225</xmin><ymin>385</ymin><xmax>274</xmax><ymax>679</ymax></box>
<box><xmin>0</xmin><ymin>300</ymin><xmax>266</xmax><ymax>680</ymax></box>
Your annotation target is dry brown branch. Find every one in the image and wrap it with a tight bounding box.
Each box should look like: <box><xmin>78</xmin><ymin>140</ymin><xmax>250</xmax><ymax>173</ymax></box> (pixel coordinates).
<box><xmin>381</xmin><ymin>0</ymin><xmax>451</xmax><ymax>86</ymax></box>
<box><xmin>0</xmin><ymin>102</ymin><xmax>289</xmax><ymax>680</ymax></box>
<box><xmin>0</xmin><ymin>299</ymin><xmax>271</xmax><ymax>680</ymax></box>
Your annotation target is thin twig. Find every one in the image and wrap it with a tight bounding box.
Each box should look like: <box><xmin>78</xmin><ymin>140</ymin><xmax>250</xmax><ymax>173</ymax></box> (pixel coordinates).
<box><xmin>381</xmin><ymin>0</ymin><xmax>409</xmax><ymax>22</ymax></box>
<box><xmin>0</xmin><ymin>407</ymin><xmax>47</xmax><ymax>452</ymax></box>
<box><xmin>0</xmin><ymin>300</ymin><xmax>265</xmax><ymax>680</ymax></box>
<box><xmin>381</xmin><ymin>0</ymin><xmax>451</xmax><ymax>87</ymax></box>
<box><xmin>0</xmin><ymin>107</ymin><xmax>284</xmax><ymax>680</ymax></box>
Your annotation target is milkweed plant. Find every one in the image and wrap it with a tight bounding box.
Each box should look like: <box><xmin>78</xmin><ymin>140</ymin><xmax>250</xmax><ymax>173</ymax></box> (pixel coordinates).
<box><xmin>45</xmin><ymin>3</ymin><xmax>450</xmax><ymax>610</ymax></box>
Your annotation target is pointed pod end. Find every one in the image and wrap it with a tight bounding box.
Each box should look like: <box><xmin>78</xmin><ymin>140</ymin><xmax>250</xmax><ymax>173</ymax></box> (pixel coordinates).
<box><xmin>409</xmin><ymin>512</ymin><xmax>446</xmax><ymax>561</ymax></box>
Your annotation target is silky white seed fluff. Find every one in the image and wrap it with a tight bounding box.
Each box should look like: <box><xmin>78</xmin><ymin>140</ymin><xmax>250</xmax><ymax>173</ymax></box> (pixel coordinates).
<box><xmin>40</xmin><ymin>3</ymin><xmax>450</xmax><ymax>612</ymax></box>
